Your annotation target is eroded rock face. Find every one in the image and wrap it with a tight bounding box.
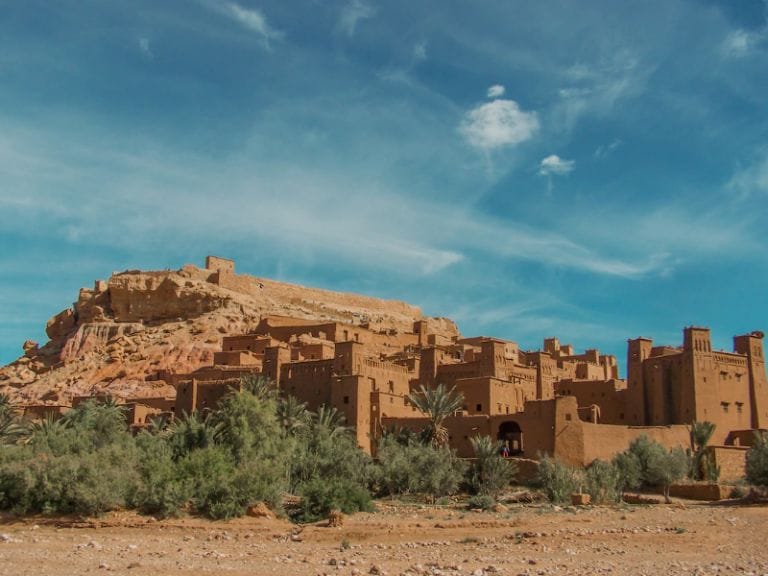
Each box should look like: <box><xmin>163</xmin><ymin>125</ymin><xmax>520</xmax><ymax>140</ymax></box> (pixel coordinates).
<box><xmin>0</xmin><ymin>261</ymin><xmax>459</xmax><ymax>404</ymax></box>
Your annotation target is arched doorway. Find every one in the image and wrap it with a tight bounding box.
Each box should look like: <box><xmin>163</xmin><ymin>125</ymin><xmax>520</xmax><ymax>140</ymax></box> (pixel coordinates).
<box><xmin>497</xmin><ymin>421</ymin><xmax>523</xmax><ymax>455</ymax></box>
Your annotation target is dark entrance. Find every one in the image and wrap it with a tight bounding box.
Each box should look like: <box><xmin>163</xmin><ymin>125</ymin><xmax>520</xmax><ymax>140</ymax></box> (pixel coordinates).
<box><xmin>497</xmin><ymin>421</ymin><xmax>523</xmax><ymax>455</ymax></box>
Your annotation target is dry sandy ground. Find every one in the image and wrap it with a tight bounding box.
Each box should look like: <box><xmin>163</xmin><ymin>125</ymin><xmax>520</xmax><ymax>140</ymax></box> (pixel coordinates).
<box><xmin>0</xmin><ymin>500</ymin><xmax>766</xmax><ymax>576</ymax></box>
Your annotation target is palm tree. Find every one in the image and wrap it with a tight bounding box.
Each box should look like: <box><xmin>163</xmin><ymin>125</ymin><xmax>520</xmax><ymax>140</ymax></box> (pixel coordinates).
<box><xmin>277</xmin><ymin>395</ymin><xmax>310</xmax><ymax>436</ymax></box>
<box><xmin>690</xmin><ymin>421</ymin><xmax>717</xmax><ymax>481</ymax></box>
<box><xmin>469</xmin><ymin>435</ymin><xmax>516</xmax><ymax>497</ymax></box>
<box><xmin>407</xmin><ymin>383</ymin><xmax>464</xmax><ymax>447</ymax></box>
<box><xmin>314</xmin><ymin>405</ymin><xmax>347</xmax><ymax>438</ymax></box>
<box><xmin>22</xmin><ymin>414</ymin><xmax>69</xmax><ymax>447</ymax></box>
<box><xmin>240</xmin><ymin>374</ymin><xmax>278</xmax><ymax>401</ymax></box>
<box><xmin>168</xmin><ymin>411</ymin><xmax>222</xmax><ymax>458</ymax></box>
<box><xmin>0</xmin><ymin>393</ymin><xmax>23</xmax><ymax>444</ymax></box>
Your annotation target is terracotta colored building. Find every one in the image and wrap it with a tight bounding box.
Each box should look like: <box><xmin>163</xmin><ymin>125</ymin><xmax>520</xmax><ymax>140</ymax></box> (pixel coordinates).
<box><xmin>164</xmin><ymin>303</ymin><xmax>767</xmax><ymax>472</ymax></box>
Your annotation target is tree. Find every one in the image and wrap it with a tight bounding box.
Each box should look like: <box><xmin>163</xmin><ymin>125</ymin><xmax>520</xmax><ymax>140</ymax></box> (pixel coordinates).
<box><xmin>168</xmin><ymin>411</ymin><xmax>222</xmax><ymax>459</ymax></box>
<box><xmin>276</xmin><ymin>395</ymin><xmax>310</xmax><ymax>436</ymax></box>
<box><xmin>469</xmin><ymin>435</ymin><xmax>516</xmax><ymax>498</ymax></box>
<box><xmin>313</xmin><ymin>405</ymin><xmax>348</xmax><ymax>438</ymax></box>
<box><xmin>746</xmin><ymin>431</ymin><xmax>768</xmax><ymax>487</ymax></box>
<box><xmin>0</xmin><ymin>395</ymin><xmax>24</xmax><ymax>445</ymax></box>
<box><xmin>407</xmin><ymin>383</ymin><xmax>463</xmax><ymax>447</ymax></box>
<box><xmin>645</xmin><ymin>446</ymin><xmax>689</xmax><ymax>503</ymax></box>
<box><xmin>689</xmin><ymin>421</ymin><xmax>718</xmax><ymax>481</ymax></box>
<box><xmin>239</xmin><ymin>374</ymin><xmax>278</xmax><ymax>401</ymax></box>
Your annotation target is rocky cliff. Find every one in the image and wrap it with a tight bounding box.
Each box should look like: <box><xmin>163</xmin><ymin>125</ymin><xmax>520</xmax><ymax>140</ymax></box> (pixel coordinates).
<box><xmin>0</xmin><ymin>259</ymin><xmax>459</xmax><ymax>404</ymax></box>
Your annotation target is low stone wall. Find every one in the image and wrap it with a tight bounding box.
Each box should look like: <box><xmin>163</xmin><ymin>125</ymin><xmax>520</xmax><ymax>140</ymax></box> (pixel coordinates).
<box><xmin>708</xmin><ymin>445</ymin><xmax>748</xmax><ymax>482</ymax></box>
<box><xmin>510</xmin><ymin>457</ymin><xmax>539</xmax><ymax>484</ymax></box>
<box><xmin>668</xmin><ymin>483</ymin><xmax>731</xmax><ymax>501</ymax></box>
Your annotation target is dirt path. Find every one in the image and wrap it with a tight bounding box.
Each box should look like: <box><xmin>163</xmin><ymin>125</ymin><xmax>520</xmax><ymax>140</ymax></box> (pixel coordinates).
<box><xmin>0</xmin><ymin>501</ymin><xmax>765</xmax><ymax>576</ymax></box>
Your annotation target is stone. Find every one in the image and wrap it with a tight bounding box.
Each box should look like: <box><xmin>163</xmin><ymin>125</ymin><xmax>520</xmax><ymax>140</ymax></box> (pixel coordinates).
<box><xmin>22</xmin><ymin>340</ymin><xmax>38</xmax><ymax>357</ymax></box>
<box><xmin>246</xmin><ymin>502</ymin><xmax>275</xmax><ymax>519</ymax></box>
<box><xmin>571</xmin><ymin>493</ymin><xmax>591</xmax><ymax>506</ymax></box>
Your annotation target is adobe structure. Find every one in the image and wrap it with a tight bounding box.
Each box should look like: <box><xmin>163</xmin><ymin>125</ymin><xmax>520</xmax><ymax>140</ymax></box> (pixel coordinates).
<box><xmin>162</xmin><ymin>260</ymin><xmax>767</xmax><ymax>472</ymax></box>
<box><xmin>5</xmin><ymin>257</ymin><xmax>766</xmax><ymax>476</ymax></box>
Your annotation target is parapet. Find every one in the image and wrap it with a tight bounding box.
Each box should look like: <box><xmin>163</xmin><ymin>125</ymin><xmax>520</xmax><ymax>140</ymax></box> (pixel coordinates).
<box><xmin>205</xmin><ymin>255</ymin><xmax>235</xmax><ymax>274</ymax></box>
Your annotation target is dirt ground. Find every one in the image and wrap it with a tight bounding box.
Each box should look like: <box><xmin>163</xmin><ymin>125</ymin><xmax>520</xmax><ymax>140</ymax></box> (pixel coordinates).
<box><xmin>0</xmin><ymin>498</ymin><xmax>766</xmax><ymax>576</ymax></box>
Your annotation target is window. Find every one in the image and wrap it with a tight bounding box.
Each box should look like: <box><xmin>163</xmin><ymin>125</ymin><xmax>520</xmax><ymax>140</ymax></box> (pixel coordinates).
<box><xmin>476</xmin><ymin>403</ymin><xmax>482</xmax><ymax>412</ymax></box>
<box><xmin>736</xmin><ymin>402</ymin><xmax>744</xmax><ymax>414</ymax></box>
<box><xmin>721</xmin><ymin>402</ymin><xmax>730</xmax><ymax>413</ymax></box>
<box><xmin>343</xmin><ymin>396</ymin><xmax>349</xmax><ymax>404</ymax></box>
<box><xmin>565</xmin><ymin>413</ymin><xmax>572</xmax><ymax>421</ymax></box>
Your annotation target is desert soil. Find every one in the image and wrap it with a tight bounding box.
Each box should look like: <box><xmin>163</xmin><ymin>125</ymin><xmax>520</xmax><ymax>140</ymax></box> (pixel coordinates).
<box><xmin>0</xmin><ymin>500</ymin><xmax>766</xmax><ymax>576</ymax></box>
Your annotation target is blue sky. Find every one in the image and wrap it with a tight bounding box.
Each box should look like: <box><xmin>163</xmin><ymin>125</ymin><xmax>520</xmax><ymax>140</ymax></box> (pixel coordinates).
<box><xmin>1</xmin><ymin>0</ymin><xmax>767</xmax><ymax>371</ymax></box>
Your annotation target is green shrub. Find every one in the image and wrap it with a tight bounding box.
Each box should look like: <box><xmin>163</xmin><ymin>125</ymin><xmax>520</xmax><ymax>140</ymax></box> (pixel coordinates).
<box><xmin>375</xmin><ymin>437</ymin><xmax>466</xmax><ymax>499</ymax></box>
<box><xmin>467</xmin><ymin>494</ymin><xmax>495</xmax><ymax>510</ymax></box>
<box><xmin>585</xmin><ymin>459</ymin><xmax>621</xmax><ymax>504</ymax></box>
<box><xmin>612</xmin><ymin>450</ymin><xmax>642</xmax><ymax>494</ymax></box>
<box><xmin>0</xmin><ymin>442</ymin><xmax>139</xmax><ymax>516</ymax></box>
<box><xmin>536</xmin><ymin>455</ymin><xmax>584</xmax><ymax>504</ymax></box>
<box><xmin>298</xmin><ymin>477</ymin><xmax>373</xmax><ymax>522</ymax></box>
<box><xmin>469</xmin><ymin>436</ymin><xmax>517</xmax><ymax>498</ymax></box>
<box><xmin>132</xmin><ymin>434</ymin><xmax>190</xmax><ymax>518</ymax></box>
<box><xmin>746</xmin><ymin>431</ymin><xmax>768</xmax><ymax>487</ymax></box>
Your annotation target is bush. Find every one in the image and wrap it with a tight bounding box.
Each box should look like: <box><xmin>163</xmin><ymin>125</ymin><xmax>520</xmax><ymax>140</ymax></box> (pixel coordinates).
<box><xmin>469</xmin><ymin>436</ymin><xmax>517</xmax><ymax>498</ymax></box>
<box><xmin>297</xmin><ymin>477</ymin><xmax>373</xmax><ymax>522</ymax></box>
<box><xmin>467</xmin><ymin>494</ymin><xmax>495</xmax><ymax>510</ymax></box>
<box><xmin>612</xmin><ymin>450</ymin><xmax>642</xmax><ymax>494</ymax></box>
<box><xmin>176</xmin><ymin>446</ymin><xmax>243</xmax><ymax>520</ymax></box>
<box><xmin>536</xmin><ymin>455</ymin><xmax>584</xmax><ymax>504</ymax></box>
<box><xmin>0</xmin><ymin>442</ymin><xmax>139</xmax><ymax>516</ymax></box>
<box><xmin>746</xmin><ymin>431</ymin><xmax>768</xmax><ymax>487</ymax></box>
<box><xmin>132</xmin><ymin>434</ymin><xmax>189</xmax><ymax>518</ymax></box>
<box><xmin>585</xmin><ymin>459</ymin><xmax>621</xmax><ymax>504</ymax></box>
<box><xmin>375</xmin><ymin>437</ymin><xmax>466</xmax><ymax>499</ymax></box>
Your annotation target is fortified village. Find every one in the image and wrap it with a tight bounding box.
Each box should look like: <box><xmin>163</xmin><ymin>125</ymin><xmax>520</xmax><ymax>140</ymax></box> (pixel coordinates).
<box><xmin>2</xmin><ymin>256</ymin><xmax>766</xmax><ymax>477</ymax></box>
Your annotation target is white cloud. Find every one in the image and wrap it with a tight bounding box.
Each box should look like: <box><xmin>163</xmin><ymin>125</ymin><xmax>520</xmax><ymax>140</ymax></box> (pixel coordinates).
<box><xmin>723</xmin><ymin>30</ymin><xmax>753</xmax><ymax>57</ymax></box>
<box><xmin>487</xmin><ymin>84</ymin><xmax>505</xmax><ymax>98</ymax></box>
<box><xmin>137</xmin><ymin>37</ymin><xmax>153</xmax><ymax>59</ymax></box>
<box><xmin>722</xmin><ymin>26</ymin><xmax>767</xmax><ymax>58</ymax></box>
<box><xmin>339</xmin><ymin>0</ymin><xmax>375</xmax><ymax>37</ymax></box>
<box><xmin>553</xmin><ymin>51</ymin><xmax>651</xmax><ymax>131</ymax></box>
<box><xmin>413</xmin><ymin>41</ymin><xmax>427</xmax><ymax>62</ymax></box>
<box><xmin>459</xmin><ymin>99</ymin><xmax>539</xmax><ymax>150</ymax></box>
<box><xmin>222</xmin><ymin>2</ymin><xmax>283</xmax><ymax>47</ymax></box>
<box><xmin>539</xmin><ymin>154</ymin><xmax>574</xmax><ymax>176</ymax></box>
<box><xmin>594</xmin><ymin>139</ymin><xmax>622</xmax><ymax>159</ymax></box>
<box><xmin>727</xmin><ymin>151</ymin><xmax>768</xmax><ymax>199</ymax></box>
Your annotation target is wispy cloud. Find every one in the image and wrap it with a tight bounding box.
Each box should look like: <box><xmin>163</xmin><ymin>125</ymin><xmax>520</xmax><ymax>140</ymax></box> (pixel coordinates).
<box><xmin>459</xmin><ymin>98</ymin><xmax>539</xmax><ymax>150</ymax></box>
<box><xmin>553</xmin><ymin>50</ymin><xmax>651</xmax><ymax>131</ymax></box>
<box><xmin>539</xmin><ymin>154</ymin><xmax>574</xmax><ymax>176</ymax></box>
<box><xmin>721</xmin><ymin>14</ymin><xmax>767</xmax><ymax>59</ymax></box>
<box><xmin>727</xmin><ymin>150</ymin><xmax>768</xmax><ymax>200</ymax></box>
<box><xmin>594</xmin><ymin>138</ymin><xmax>621</xmax><ymax>159</ymax></box>
<box><xmin>412</xmin><ymin>41</ymin><xmax>427</xmax><ymax>62</ymax></box>
<box><xmin>137</xmin><ymin>37</ymin><xmax>153</xmax><ymax>59</ymax></box>
<box><xmin>219</xmin><ymin>1</ymin><xmax>283</xmax><ymax>48</ymax></box>
<box><xmin>338</xmin><ymin>0</ymin><xmax>375</xmax><ymax>37</ymax></box>
<box><xmin>0</xmin><ymin>118</ymin><xmax>670</xmax><ymax>281</ymax></box>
